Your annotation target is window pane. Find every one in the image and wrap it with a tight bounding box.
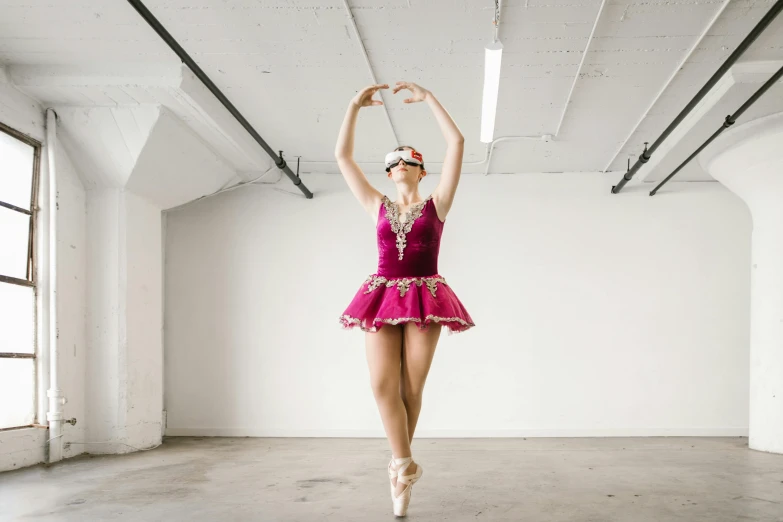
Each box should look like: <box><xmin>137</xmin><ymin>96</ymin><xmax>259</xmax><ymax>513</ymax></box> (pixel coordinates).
<box><xmin>0</xmin><ymin>358</ymin><xmax>35</xmax><ymax>429</ymax></box>
<box><xmin>0</xmin><ymin>129</ymin><xmax>35</xmax><ymax>210</ymax></box>
<box><xmin>0</xmin><ymin>282</ymin><xmax>35</xmax><ymax>354</ymax></box>
<box><xmin>0</xmin><ymin>205</ymin><xmax>30</xmax><ymax>280</ymax></box>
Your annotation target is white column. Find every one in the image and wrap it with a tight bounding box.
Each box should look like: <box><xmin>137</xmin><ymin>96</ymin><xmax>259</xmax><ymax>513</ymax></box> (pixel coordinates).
<box><xmin>700</xmin><ymin>112</ymin><xmax>783</xmax><ymax>454</ymax></box>
<box><xmin>85</xmin><ymin>189</ymin><xmax>163</xmax><ymax>453</ymax></box>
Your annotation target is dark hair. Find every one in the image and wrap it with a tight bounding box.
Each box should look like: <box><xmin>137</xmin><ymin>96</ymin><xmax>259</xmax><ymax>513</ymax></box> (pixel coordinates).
<box><xmin>394</xmin><ymin>145</ymin><xmax>425</xmax><ymax>170</ymax></box>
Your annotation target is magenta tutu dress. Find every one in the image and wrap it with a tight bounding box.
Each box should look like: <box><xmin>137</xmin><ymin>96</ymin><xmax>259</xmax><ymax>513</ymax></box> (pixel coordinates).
<box><xmin>340</xmin><ymin>194</ymin><xmax>475</xmax><ymax>335</ymax></box>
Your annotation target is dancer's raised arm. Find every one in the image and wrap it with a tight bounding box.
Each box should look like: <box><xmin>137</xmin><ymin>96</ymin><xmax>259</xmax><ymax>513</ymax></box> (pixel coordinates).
<box><xmin>335</xmin><ymin>84</ymin><xmax>388</xmax><ymax>219</ymax></box>
<box><xmin>393</xmin><ymin>82</ymin><xmax>464</xmax><ymax>220</ymax></box>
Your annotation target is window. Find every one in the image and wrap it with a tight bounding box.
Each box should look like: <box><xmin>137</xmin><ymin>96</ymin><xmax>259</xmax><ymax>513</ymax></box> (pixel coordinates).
<box><xmin>0</xmin><ymin>121</ymin><xmax>41</xmax><ymax>430</ymax></box>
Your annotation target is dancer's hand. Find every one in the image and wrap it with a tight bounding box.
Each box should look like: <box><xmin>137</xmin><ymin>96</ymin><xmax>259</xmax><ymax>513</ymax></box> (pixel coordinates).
<box><xmin>351</xmin><ymin>84</ymin><xmax>389</xmax><ymax>108</ymax></box>
<box><xmin>393</xmin><ymin>81</ymin><xmax>430</xmax><ymax>103</ymax></box>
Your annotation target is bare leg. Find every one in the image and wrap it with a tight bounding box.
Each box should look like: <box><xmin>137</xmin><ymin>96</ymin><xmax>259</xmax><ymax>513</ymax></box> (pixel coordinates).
<box><xmin>400</xmin><ymin>322</ymin><xmax>442</xmax><ymax>442</ymax></box>
<box><xmin>365</xmin><ymin>325</ymin><xmax>411</xmax><ymax>496</ymax></box>
<box><xmin>367</xmin><ymin>323</ymin><xmax>441</xmax><ymax>497</ymax></box>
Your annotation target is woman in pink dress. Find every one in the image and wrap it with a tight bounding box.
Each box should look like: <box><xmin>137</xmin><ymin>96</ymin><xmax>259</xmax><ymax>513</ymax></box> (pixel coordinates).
<box><xmin>335</xmin><ymin>81</ymin><xmax>475</xmax><ymax>517</ymax></box>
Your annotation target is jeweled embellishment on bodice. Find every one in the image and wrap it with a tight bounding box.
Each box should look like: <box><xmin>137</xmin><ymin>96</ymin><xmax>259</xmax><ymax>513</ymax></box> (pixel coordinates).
<box><xmin>364</xmin><ymin>274</ymin><xmax>448</xmax><ymax>298</ymax></box>
<box><xmin>382</xmin><ymin>195</ymin><xmax>429</xmax><ymax>260</ymax></box>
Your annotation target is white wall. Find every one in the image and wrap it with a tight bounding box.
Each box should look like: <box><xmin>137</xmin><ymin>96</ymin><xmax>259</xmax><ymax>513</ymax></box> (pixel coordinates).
<box><xmin>699</xmin><ymin>111</ymin><xmax>783</xmax><ymax>454</ymax></box>
<box><xmin>1</xmin><ymin>84</ymin><xmax>237</xmax><ymax>471</ymax></box>
<box><xmin>0</xmin><ymin>78</ymin><xmax>88</xmax><ymax>471</ymax></box>
<box><xmin>164</xmin><ymin>173</ymin><xmax>751</xmax><ymax>437</ymax></box>
<box><xmin>1</xmin><ymin>71</ymin><xmax>168</xmax><ymax>470</ymax></box>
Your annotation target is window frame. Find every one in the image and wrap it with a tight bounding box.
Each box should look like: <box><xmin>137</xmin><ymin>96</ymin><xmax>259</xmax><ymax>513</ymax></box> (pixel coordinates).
<box><xmin>0</xmin><ymin>119</ymin><xmax>42</xmax><ymax>431</ymax></box>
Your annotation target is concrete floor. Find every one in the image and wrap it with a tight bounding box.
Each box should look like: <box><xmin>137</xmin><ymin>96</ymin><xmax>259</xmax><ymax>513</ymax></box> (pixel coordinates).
<box><xmin>0</xmin><ymin>437</ymin><xmax>782</xmax><ymax>521</ymax></box>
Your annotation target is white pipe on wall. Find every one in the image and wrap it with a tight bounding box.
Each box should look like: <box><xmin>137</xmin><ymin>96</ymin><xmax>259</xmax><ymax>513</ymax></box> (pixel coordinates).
<box><xmin>554</xmin><ymin>0</ymin><xmax>607</xmax><ymax>137</ymax></box>
<box><xmin>45</xmin><ymin>108</ymin><xmax>65</xmax><ymax>463</ymax></box>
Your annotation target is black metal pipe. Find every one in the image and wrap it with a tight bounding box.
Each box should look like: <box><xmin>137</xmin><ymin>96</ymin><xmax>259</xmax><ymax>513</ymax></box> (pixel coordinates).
<box><xmin>650</xmin><ymin>64</ymin><xmax>783</xmax><ymax>196</ymax></box>
<box><xmin>126</xmin><ymin>0</ymin><xmax>313</xmax><ymax>199</ymax></box>
<box><xmin>611</xmin><ymin>0</ymin><xmax>783</xmax><ymax>194</ymax></box>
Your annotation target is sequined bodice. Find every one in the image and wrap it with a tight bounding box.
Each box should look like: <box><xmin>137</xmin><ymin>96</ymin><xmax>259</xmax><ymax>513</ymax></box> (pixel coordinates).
<box><xmin>377</xmin><ymin>195</ymin><xmax>443</xmax><ymax>278</ymax></box>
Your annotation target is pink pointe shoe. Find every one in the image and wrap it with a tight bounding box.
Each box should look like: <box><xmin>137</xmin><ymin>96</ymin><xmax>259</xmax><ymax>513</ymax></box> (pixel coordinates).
<box><xmin>391</xmin><ymin>456</ymin><xmax>423</xmax><ymax>517</ymax></box>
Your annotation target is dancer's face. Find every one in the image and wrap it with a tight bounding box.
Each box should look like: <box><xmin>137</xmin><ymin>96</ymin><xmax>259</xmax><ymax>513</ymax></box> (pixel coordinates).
<box><xmin>387</xmin><ymin>146</ymin><xmax>426</xmax><ymax>183</ymax></box>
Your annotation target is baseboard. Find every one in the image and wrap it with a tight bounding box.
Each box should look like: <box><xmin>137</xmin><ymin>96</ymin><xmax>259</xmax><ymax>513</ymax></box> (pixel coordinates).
<box><xmin>165</xmin><ymin>427</ymin><xmax>749</xmax><ymax>438</ymax></box>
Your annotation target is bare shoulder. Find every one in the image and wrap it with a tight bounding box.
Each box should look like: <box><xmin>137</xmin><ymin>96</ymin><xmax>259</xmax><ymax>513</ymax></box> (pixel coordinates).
<box><xmin>430</xmin><ymin>191</ymin><xmax>449</xmax><ymax>223</ymax></box>
<box><xmin>336</xmin><ymin>156</ymin><xmax>384</xmax><ymax>221</ymax></box>
<box><xmin>365</xmin><ymin>192</ymin><xmax>385</xmax><ymax>223</ymax></box>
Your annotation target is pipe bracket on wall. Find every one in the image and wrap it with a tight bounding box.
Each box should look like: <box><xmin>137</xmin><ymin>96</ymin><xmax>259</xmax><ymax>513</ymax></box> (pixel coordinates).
<box><xmin>126</xmin><ymin>0</ymin><xmax>313</xmax><ymax>199</ymax></box>
<box><xmin>276</xmin><ymin>151</ymin><xmax>287</xmax><ymax>170</ymax></box>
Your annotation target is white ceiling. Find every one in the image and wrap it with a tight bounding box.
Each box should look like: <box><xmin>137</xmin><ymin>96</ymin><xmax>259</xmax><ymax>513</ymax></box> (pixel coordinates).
<box><xmin>0</xmin><ymin>0</ymin><xmax>781</xmax><ymax>178</ymax></box>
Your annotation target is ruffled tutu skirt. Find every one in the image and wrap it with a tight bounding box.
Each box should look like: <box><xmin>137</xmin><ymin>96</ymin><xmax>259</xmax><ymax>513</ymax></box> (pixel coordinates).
<box><xmin>339</xmin><ymin>274</ymin><xmax>475</xmax><ymax>335</ymax></box>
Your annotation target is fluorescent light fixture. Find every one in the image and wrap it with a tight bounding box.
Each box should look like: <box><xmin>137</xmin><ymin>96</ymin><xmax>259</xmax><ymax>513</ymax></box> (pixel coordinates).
<box><xmin>480</xmin><ymin>40</ymin><xmax>503</xmax><ymax>143</ymax></box>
